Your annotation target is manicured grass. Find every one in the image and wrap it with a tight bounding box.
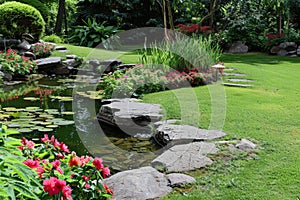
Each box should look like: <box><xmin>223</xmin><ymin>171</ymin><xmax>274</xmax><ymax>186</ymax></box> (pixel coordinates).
<box><xmin>142</xmin><ymin>53</ymin><xmax>300</xmax><ymax>199</ymax></box>
<box><xmin>51</xmin><ymin>43</ymin><xmax>140</xmax><ymax>64</ymax></box>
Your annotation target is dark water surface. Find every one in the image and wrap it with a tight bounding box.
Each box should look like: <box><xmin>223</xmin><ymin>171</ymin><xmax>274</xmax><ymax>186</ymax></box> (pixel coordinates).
<box><xmin>1</xmin><ymin>77</ymin><xmax>161</xmax><ymax>172</ymax></box>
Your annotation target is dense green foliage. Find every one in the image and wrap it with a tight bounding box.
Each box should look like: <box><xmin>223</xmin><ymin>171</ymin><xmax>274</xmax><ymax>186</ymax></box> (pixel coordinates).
<box><xmin>42</xmin><ymin>34</ymin><xmax>63</xmax><ymax>43</ymax></box>
<box><xmin>67</xmin><ymin>18</ymin><xmax>118</xmax><ymax>48</ymax></box>
<box><xmin>0</xmin><ymin>124</ymin><xmax>42</xmax><ymax>199</ymax></box>
<box><xmin>0</xmin><ymin>0</ymin><xmax>50</xmax><ymax>27</ymax></box>
<box><xmin>0</xmin><ymin>1</ymin><xmax>45</xmax><ymax>39</ymax></box>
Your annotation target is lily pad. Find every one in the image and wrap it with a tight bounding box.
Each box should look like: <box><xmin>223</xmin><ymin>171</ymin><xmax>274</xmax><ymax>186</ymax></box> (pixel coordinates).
<box><xmin>7</xmin><ymin>123</ymin><xmax>21</xmax><ymax>128</ymax></box>
<box><xmin>3</xmin><ymin>107</ymin><xmax>17</xmax><ymax>111</ymax></box>
<box><xmin>38</xmin><ymin>128</ymin><xmax>53</xmax><ymax>132</ymax></box>
<box><xmin>30</xmin><ymin>121</ymin><xmax>44</xmax><ymax>125</ymax></box>
<box><xmin>50</xmin><ymin>96</ymin><xmax>73</xmax><ymax>101</ymax></box>
<box><xmin>30</xmin><ymin>126</ymin><xmax>44</xmax><ymax>130</ymax></box>
<box><xmin>41</xmin><ymin>122</ymin><xmax>52</xmax><ymax>126</ymax></box>
<box><xmin>20</xmin><ymin>124</ymin><xmax>35</xmax><ymax>128</ymax></box>
<box><xmin>23</xmin><ymin>97</ymin><xmax>40</xmax><ymax>101</ymax></box>
<box><xmin>61</xmin><ymin>111</ymin><xmax>74</xmax><ymax>115</ymax></box>
<box><xmin>17</xmin><ymin>128</ymin><xmax>33</xmax><ymax>133</ymax></box>
<box><xmin>46</xmin><ymin>124</ymin><xmax>59</xmax><ymax>128</ymax></box>
<box><xmin>53</xmin><ymin>120</ymin><xmax>75</xmax><ymax>126</ymax></box>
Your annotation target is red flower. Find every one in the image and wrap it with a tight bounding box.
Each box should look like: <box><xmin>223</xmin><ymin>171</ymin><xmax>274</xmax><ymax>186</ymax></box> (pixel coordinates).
<box><xmin>103</xmin><ymin>184</ymin><xmax>113</xmax><ymax>195</ymax></box>
<box><xmin>102</xmin><ymin>167</ymin><xmax>110</xmax><ymax>178</ymax></box>
<box><xmin>43</xmin><ymin>177</ymin><xmax>66</xmax><ymax>196</ymax></box>
<box><xmin>92</xmin><ymin>158</ymin><xmax>104</xmax><ymax>170</ymax></box>
<box><xmin>69</xmin><ymin>156</ymin><xmax>82</xmax><ymax>167</ymax></box>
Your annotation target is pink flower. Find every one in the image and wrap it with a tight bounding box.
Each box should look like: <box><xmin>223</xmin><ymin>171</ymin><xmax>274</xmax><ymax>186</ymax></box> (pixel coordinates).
<box><xmin>41</xmin><ymin>134</ymin><xmax>50</xmax><ymax>143</ymax></box>
<box><xmin>92</xmin><ymin>158</ymin><xmax>104</xmax><ymax>170</ymax></box>
<box><xmin>36</xmin><ymin>166</ymin><xmax>45</xmax><ymax>179</ymax></box>
<box><xmin>43</xmin><ymin>177</ymin><xmax>66</xmax><ymax>196</ymax></box>
<box><xmin>60</xmin><ymin>142</ymin><xmax>70</xmax><ymax>153</ymax></box>
<box><xmin>82</xmin><ymin>175</ymin><xmax>90</xmax><ymax>182</ymax></box>
<box><xmin>23</xmin><ymin>159</ymin><xmax>39</xmax><ymax>169</ymax></box>
<box><xmin>80</xmin><ymin>156</ymin><xmax>91</xmax><ymax>166</ymax></box>
<box><xmin>62</xmin><ymin>185</ymin><xmax>72</xmax><ymax>200</ymax></box>
<box><xmin>102</xmin><ymin>167</ymin><xmax>110</xmax><ymax>178</ymax></box>
<box><xmin>21</xmin><ymin>137</ymin><xmax>35</xmax><ymax>148</ymax></box>
<box><xmin>51</xmin><ymin>160</ymin><xmax>63</xmax><ymax>174</ymax></box>
<box><xmin>85</xmin><ymin>183</ymin><xmax>90</xmax><ymax>189</ymax></box>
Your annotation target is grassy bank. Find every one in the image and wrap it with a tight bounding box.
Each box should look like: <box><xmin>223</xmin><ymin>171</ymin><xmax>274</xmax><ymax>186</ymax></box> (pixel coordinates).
<box><xmin>143</xmin><ymin>53</ymin><xmax>300</xmax><ymax>199</ymax></box>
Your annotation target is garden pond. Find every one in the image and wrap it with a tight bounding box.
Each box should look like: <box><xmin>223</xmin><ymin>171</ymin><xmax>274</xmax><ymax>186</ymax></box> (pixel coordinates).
<box><xmin>0</xmin><ymin>76</ymin><xmax>162</xmax><ymax>172</ymax></box>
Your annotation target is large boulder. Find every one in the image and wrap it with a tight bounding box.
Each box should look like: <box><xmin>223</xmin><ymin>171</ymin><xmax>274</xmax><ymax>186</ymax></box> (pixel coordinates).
<box><xmin>98</xmin><ymin>98</ymin><xmax>163</xmax><ymax>138</ymax></box>
<box><xmin>104</xmin><ymin>166</ymin><xmax>172</xmax><ymax>200</ymax></box>
<box><xmin>228</xmin><ymin>41</ymin><xmax>248</xmax><ymax>54</ymax></box>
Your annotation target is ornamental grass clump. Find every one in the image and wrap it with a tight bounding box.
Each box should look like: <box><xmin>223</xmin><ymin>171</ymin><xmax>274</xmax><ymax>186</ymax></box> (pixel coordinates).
<box><xmin>19</xmin><ymin>134</ymin><xmax>113</xmax><ymax>200</ymax></box>
<box><xmin>0</xmin><ymin>49</ymin><xmax>37</xmax><ymax>76</ymax></box>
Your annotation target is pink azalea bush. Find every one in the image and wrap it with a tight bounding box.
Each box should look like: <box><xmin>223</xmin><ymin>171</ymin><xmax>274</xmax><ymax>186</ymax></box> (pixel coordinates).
<box><xmin>19</xmin><ymin>135</ymin><xmax>113</xmax><ymax>200</ymax></box>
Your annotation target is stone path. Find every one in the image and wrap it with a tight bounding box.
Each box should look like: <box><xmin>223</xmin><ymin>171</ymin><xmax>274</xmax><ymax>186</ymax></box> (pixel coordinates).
<box><xmin>223</xmin><ymin>68</ymin><xmax>254</xmax><ymax>88</ymax></box>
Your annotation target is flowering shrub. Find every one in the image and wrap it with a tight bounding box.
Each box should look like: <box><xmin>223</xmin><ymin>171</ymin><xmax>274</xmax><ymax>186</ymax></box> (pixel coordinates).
<box><xmin>99</xmin><ymin>65</ymin><xmax>216</xmax><ymax>99</ymax></box>
<box><xmin>31</xmin><ymin>42</ymin><xmax>55</xmax><ymax>58</ymax></box>
<box><xmin>176</xmin><ymin>24</ymin><xmax>215</xmax><ymax>35</ymax></box>
<box><xmin>0</xmin><ymin>49</ymin><xmax>37</xmax><ymax>76</ymax></box>
<box><xmin>19</xmin><ymin>134</ymin><xmax>113</xmax><ymax>200</ymax></box>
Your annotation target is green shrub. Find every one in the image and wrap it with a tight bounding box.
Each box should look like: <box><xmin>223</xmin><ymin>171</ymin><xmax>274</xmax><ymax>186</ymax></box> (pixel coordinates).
<box><xmin>67</xmin><ymin>18</ymin><xmax>118</xmax><ymax>48</ymax></box>
<box><xmin>42</xmin><ymin>34</ymin><xmax>63</xmax><ymax>43</ymax></box>
<box><xmin>0</xmin><ymin>1</ymin><xmax>45</xmax><ymax>39</ymax></box>
<box><xmin>0</xmin><ymin>0</ymin><xmax>50</xmax><ymax>25</ymax></box>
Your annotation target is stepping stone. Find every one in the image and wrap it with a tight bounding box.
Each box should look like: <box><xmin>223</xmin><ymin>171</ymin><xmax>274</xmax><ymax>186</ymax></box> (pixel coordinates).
<box><xmin>151</xmin><ymin>142</ymin><xmax>218</xmax><ymax>172</ymax></box>
<box><xmin>55</xmin><ymin>46</ymin><xmax>67</xmax><ymax>50</ymax></box>
<box><xmin>223</xmin><ymin>73</ymin><xmax>247</xmax><ymax>77</ymax></box>
<box><xmin>166</xmin><ymin>173</ymin><xmax>196</xmax><ymax>187</ymax></box>
<box><xmin>227</xmin><ymin>78</ymin><xmax>254</xmax><ymax>83</ymax></box>
<box><xmin>154</xmin><ymin>124</ymin><xmax>226</xmax><ymax>146</ymax></box>
<box><xmin>223</xmin><ymin>83</ymin><xmax>253</xmax><ymax>88</ymax></box>
<box><xmin>97</xmin><ymin>98</ymin><xmax>163</xmax><ymax>138</ymax></box>
<box><xmin>35</xmin><ymin>57</ymin><xmax>62</xmax><ymax>70</ymax></box>
<box><xmin>104</xmin><ymin>166</ymin><xmax>172</xmax><ymax>200</ymax></box>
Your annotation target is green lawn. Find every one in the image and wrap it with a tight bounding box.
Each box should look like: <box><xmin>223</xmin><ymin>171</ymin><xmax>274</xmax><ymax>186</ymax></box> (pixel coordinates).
<box><xmin>51</xmin><ymin>43</ymin><xmax>140</xmax><ymax>64</ymax></box>
<box><xmin>53</xmin><ymin>44</ymin><xmax>300</xmax><ymax>199</ymax></box>
<box><xmin>142</xmin><ymin>53</ymin><xmax>300</xmax><ymax>199</ymax></box>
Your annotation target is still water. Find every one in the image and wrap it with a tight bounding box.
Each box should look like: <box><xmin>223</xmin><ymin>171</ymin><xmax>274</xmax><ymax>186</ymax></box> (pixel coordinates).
<box><xmin>1</xmin><ymin>77</ymin><xmax>162</xmax><ymax>172</ymax></box>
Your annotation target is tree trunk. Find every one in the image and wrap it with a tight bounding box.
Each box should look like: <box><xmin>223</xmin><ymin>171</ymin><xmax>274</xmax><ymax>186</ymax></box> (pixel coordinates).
<box><xmin>54</xmin><ymin>0</ymin><xmax>65</xmax><ymax>35</ymax></box>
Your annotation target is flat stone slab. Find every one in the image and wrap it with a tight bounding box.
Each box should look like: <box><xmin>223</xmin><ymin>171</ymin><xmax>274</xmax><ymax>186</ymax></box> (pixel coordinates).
<box><xmin>151</xmin><ymin>142</ymin><xmax>218</xmax><ymax>172</ymax></box>
<box><xmin>227</xmin><ymin>78</ymin><xmax>254</xmax><ymax>83</ymax></box>
<box><xmin>35</xmin><ymin>57</ymin><xmax>62</xmax><ymax>68</ymax></box>
<box><xmin>104</xmin><ymin>166</ymin><xmax>172</xmax><ymax>199</ymax></box>
<box><xmin>98</xmin><ymin>98</ymin><xmax>163</xmax><ymax>137</ymax></box>
<box><xmin>166</xmin><ymin>173</ymin><xmax>196</xmax><ymax>187</ymax></box>
<box><xmin>154</xmin><ymin>124</ymin><xmax>226</xmax><ymax>145</ymax></box>
<box><xmin>223</xmin><ymin>83</ymin><xmax>253</xmax><ymax>88</ymax></box>
<box><xmin>223</xmin><ymin>73</ymin><xmax>247</xmax><ymax>77</ymax></box>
